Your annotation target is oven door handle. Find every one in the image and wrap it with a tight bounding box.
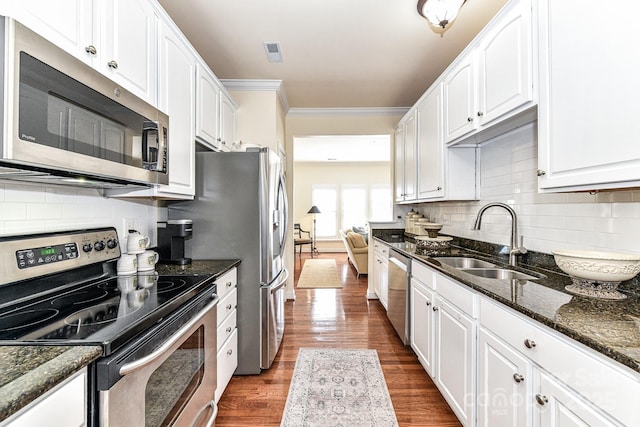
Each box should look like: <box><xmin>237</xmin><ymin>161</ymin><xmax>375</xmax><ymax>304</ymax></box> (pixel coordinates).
<box><xmin>191</xmin><ymin>400</ymin><xmax>218</xmax><ymax>427</ymax></box>
<box><xmin>119</xmin><ymin>294</ymin><xmax>219</xmax><ymax>376</ymax></box>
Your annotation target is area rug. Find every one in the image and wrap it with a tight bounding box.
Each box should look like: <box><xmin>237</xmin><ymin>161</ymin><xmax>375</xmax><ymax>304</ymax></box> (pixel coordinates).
<box><xmin>297</xmin><ymin>259</ymin><xmax>342</xmax><ymax>289</ymax></box>
<box><xmin>281</xmin><ymin>348</ymin><xmax>398</xmax><ymax>427</ymax></box>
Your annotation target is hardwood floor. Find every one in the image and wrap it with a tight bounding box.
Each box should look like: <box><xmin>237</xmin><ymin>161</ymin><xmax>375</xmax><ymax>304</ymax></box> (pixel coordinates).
<box><xmin>215</xmin><ymin>253</ymin><xmax>461</xmax><ymax>426</ymax></box>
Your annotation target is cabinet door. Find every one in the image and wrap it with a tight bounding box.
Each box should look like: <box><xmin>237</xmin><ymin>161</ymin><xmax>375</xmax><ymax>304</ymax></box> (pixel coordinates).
<box><xmin>8</xmin><ymin>1</ymin><xmax>94</xmax><ymax>65</ymax></box>
<box><xmin>476</xmin><ymin>0</ymin><xmax>533</xmax><ymax>126</ymax></box>
<box><xmin>478</xmin><ymin>328</ymin><xmax>532</xmax><ymax>427</ymax></box>
<box><xmin>196</xmin><ymin>63</ymin><xmax>222</xmax><ymax>150</ymax></box>
<box><xmin>219</xmin><ymin>91</ymin><xmax>237</xmax><ymax>151</ymax></box>
<box><xmin>435</xmin><ymin>296</ymin><xmax>475</xmax><ymax>426</ymax></box>
<box><xmin>403</xmin><ymin>113</ymin><xmax>417</xmax><ymax>200</ymax></box>
<box><xmin>417</xmin><ymin>84</ymin><xmax>444</xmax><ymax>199</ymax></box>
<box><xmin>443</xmin><ymin>57</ymin><xmax>475</xmax><ymax>143</ymax></box>
<box><xmin>537</xmin><ymin>0</ymin><xmax>640</xmax><ymax>191</ymax></box>
<box><xmin>99</xmin><ymin>0</ymin><xmax>158</xmax><ymax>106</ymax></box>
<box><xmin>394</xmin><ymin>125</ymin><xmax>405</xmax><ymax>202</ymax></box>
<box><xmin>535</xmin><ymin>370</ymin><xmax>618</xmax><ymax>427</ymax></box>
<box><xmin>158</xmin><ymin>20</ymin><xmax>196</xmax><ymax>197</ymax></box>
<box><xmin>411</xmin><ymin>278</ymin><xmax>435</xmax><ymax>376</ymax></box>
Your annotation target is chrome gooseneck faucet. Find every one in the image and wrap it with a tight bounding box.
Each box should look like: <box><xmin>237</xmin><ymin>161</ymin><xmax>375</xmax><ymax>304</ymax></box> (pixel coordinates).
<box><xmin>473</xmin><ymin>202</ymin><xmax>527</xmax><ymax>266</ymax></box>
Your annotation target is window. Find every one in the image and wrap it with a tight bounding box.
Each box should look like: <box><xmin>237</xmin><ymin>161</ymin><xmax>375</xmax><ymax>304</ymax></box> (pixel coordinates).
<box><xmin>311</xmin><ymin>184</ymin><xmax>393</xmax><ymax>239</ymax></box>
<box><xmin>311</xmin><ymin>185</ymin><xmax>337</xmax><ymax>238</ymax></box>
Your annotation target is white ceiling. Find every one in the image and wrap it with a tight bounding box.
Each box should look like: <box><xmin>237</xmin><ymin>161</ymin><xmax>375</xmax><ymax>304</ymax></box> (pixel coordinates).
<box><xmin>157</xmin><ymin>0</ymin><xmax>509</xmax><ymax>109</ymax></box>
<box><xmin>294</xmin><ymin>135</ymin><xmax>391</xmax><ymax>162</ymax></box>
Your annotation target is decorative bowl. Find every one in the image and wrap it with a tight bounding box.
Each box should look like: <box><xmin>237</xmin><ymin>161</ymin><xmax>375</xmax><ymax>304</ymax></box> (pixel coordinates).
<box><xmin>421</xmin><ymin>223</ymin><xmax>443</xmax><ymax>238</ymax></box>
<box><xmin>552</xmin><ymin>249</ymin><xmax>640</xmax><ymax>283</ymax></box>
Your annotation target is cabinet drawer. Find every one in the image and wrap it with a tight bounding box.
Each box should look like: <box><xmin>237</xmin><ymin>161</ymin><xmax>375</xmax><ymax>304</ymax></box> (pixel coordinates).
<box><xmin>215</xmin><ymin>268</ymin><xmax>237</xmax><ymax>301</ymax></box>
<box><xmin>412</xmin><ymin>261</ymin><xmax>435</xmax><ymax>290</ymax></box>
<box><xmin>480</xmin><ymin>297</ymin><xmax>640</xmax><ymax>426</ymax></box>
<box><xmin>217</xmin><ymin>288</ymin><xmax>237</xmax><ymax>325</ymax></box>
<box><xmin>215</xmin><ymin>329</ymin><xmax>238</xmax><ymax>403</ymax></box>
<box><xmin>434</xmin><ymin>272</ymin><xmax>476</xmax><ymax>317</ymax></box>
<box><xmin>217</xmin><ymin>309</ymin><xmax>237</xmax><ymax>351</ymax></box>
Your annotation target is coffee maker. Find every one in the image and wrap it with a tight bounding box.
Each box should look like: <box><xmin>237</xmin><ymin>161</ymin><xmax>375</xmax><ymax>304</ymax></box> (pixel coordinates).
<box><xmin>157</xmin><ymin>219</ymin><xmax>193</xmax><ymax>265</ymax></box>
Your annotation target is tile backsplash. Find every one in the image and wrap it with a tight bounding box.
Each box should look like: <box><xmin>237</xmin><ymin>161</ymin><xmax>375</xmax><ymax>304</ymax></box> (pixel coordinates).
<box><xmin>414</xmin><ymin>121</ymin><xmax>640</xmax><ymax>255</ymax></box>
<box><xmin>0</xmin><ymin>182</ymin><xmax>160</xmax><ymax>244</ymax></box>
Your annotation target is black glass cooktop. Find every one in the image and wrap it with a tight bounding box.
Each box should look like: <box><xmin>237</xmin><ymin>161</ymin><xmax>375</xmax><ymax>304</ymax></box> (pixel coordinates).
<box><xmin>0</xmin><ymin>273</ymin><xmax>215</xmax><ymax>355</ymax></box>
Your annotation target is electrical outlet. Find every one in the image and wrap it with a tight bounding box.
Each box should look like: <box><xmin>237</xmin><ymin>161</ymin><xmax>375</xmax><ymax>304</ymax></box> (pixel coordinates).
<box><xmin>124</xmin><ymin>218</ymin><xmax>135</xmax><ymax>233</ymax></box>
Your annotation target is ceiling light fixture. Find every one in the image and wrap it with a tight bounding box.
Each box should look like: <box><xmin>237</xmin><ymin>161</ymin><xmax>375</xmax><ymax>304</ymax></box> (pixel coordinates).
<box><xmin>417</xmin><ymin>0</ymin><xmax>467</xmax><ymax>29</ymax></box>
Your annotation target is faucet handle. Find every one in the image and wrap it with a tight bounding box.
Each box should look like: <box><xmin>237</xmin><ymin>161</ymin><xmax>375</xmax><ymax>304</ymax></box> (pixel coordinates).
<box><xmin>512</xmin><ymin>236</ymin><xmax>527</xmax><ymax>255</ymax></box>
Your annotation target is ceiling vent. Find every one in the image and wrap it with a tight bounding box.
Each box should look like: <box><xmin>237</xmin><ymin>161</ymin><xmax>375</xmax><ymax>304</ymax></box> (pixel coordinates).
<box><xmin>264</xmin><ymin>42</ymin><xmax>283</xmax><ymax>63</ymax></box>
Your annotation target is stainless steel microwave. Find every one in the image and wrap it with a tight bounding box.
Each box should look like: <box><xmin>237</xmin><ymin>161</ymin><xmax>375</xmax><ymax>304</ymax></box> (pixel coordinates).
<box><xmin>0</xmin><ymin>17</ymin><xmax>169</xmax><ymax>188</ymax></box>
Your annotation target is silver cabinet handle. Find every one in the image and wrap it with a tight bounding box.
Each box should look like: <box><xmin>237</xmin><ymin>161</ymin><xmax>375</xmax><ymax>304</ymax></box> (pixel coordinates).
<box><xmin>226</xmin><ymin>326</ymin><xmax>233</xmax><ymax>333</ymax></box>
<box><xmin>433</xmin><ymin>306</ymin><xmax>439</xmax><ymax>312</ymax></box>
<box><xmin>85</xmin><ymin>45</ymin><xmax>97</xmax><ymax>55</ymax></box>
<box><xmin>226</xmin><ymin>281</ymin><xmax>233</xmax><ymax>288</ymax></box>
<box><xmin>524</xmin><ymin>339</ymin><xmax>537</xmax><ymax>349</ymax></box>
<box><xmin>227</xmin><ymin>349</ymin><xmax>233</xmax><ymax>356</ymax></box>
<box><xmin>535</xmin><ymin>394</ymin><xmax>548</xmax><ymax>406</ymax></box>
<box><xmin>467</xmin><ymin>117</ymin><xmax>473</xmax><ymax>122</ymax></box>
<box><xmin>477</xmin><ymin>111</ymin><xmax>484</xmax><ymax>117</ymax></box>
<box><xmin>108</xmin><ymin>60</ymin><xmax>118</xmax><ymax>69</ymax></box>
<box><xmin>191</xmin><ymin>400</ymin><xmax>217</xmax><ymax>427</ymax></box>
<box><xmin>536</xmin><ymin>169</ymin><xmax>546</xmax><ymax>176</ymax></box>
<box><xmin>226</xmin><ymin>304</ymin><xmax>232</xmax><ymax>310</ymax></box>
<box><xmin>513</xmin><ymin>373</ymin><xmax>525</xmax><ymax>383</ymax></box>
<box><xmin>426</xmin><ymin>301</ymin><xmax>431</xmax><ymax>306</ymax></box>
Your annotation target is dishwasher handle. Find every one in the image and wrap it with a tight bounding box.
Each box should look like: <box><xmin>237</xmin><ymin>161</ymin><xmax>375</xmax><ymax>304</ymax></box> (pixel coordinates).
<box><xmin>388</xmin><ymin>249</ymin><xmax>409</xmax><ymax>272</ymax></box>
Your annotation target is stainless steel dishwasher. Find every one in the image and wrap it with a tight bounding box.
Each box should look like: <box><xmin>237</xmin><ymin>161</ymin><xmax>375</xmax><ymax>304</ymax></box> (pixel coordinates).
<box><xmin>387</xmin><ymin>248</ymin><xmax>410</xmax><ymax>345</ymax></box>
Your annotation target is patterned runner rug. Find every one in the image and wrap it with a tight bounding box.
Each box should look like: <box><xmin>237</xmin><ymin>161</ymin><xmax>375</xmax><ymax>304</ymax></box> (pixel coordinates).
<box><xmin>297</xmin><ymin>259</ymin><xmax>342</xmax><ymax>288</ymax></box>
<box><xmin>281</xmin><ymin>348</ymin><xmax>398</xmax><ymax>427</ymax></box>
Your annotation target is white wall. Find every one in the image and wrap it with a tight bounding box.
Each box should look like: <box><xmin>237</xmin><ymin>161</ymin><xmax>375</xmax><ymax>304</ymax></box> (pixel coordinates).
<box><xmin>415</xmin><ymin>121</ymin><xmax>640</xmax><ymax>255</ymax></box>
<box><xmin>0</xmin><ymin>182</ymin><xmax>161</xmax><ymax>244</ymax></box>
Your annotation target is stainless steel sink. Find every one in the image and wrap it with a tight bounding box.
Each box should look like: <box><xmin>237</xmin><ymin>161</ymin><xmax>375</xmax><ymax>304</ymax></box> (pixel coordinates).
<box><xmin>434</xmin><ymin>257</ymin><xmax>496</xmax><ymax>269</ymax></box>
<box><xmin>459</xmin><ymin>268</ymin><xmax>542</xmax><ymax>281</ymax></box>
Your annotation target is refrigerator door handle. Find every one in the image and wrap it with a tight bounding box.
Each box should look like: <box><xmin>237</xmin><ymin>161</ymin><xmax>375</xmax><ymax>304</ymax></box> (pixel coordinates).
<box><xmin>270</xmin><ymin>268</ymin><xmax>289</xmax><ymax>293</ymax></box>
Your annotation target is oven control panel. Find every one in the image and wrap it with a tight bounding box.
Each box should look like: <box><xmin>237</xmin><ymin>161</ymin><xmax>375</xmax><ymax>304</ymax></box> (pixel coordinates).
<box><xmin>0</xmin><ymin>227</ymin><xmax>121</xmax><ymax>286</ymax></box>
<box><xmin>16</xmin><ymin>242</ymin><xmax>79</xmax><ymax>269</ymax></box>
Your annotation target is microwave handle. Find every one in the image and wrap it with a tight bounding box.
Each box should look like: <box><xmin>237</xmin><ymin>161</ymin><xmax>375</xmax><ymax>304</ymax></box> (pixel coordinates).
<box><xmin>142</xmin><ymin>121</ymin><xmax>167</xmax><ymax>172</ymax></box>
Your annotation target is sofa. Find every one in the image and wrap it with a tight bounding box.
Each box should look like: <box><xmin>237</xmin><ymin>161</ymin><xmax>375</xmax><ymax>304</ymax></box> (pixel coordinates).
<box><xmin>339</xmin><ymin>229</ymin><xmax>368</xmax><ymax>277</ymax></box>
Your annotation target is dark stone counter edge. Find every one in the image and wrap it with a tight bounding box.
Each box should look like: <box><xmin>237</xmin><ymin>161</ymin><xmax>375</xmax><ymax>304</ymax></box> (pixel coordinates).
<box><xmin>0</xmin><ymin>346</ymin><xmax>102</xmax><ymax>423</ymax></box>
<box><xmin>371</xmin><ymin>233</ymin><xmax>640</xmax><ymax>374</ymax></box>
<box><xmin>0</xmin><ymin>259</ymin><xmax>241</xmax><ymax>422</ymax></box>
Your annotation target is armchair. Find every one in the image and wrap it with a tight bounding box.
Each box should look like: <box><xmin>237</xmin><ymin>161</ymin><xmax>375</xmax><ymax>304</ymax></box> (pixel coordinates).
<box><xmin>294</xmin><ymin>223</ymin><xmax>313</xmax><ymax>257</ymax></box>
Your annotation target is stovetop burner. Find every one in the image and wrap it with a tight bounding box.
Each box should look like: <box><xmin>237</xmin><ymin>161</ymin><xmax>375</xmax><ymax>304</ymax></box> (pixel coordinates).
<box><xmin>0</xmin><ymin>273</ymin><xmax>215</xmax><ymax>354</ymax></box>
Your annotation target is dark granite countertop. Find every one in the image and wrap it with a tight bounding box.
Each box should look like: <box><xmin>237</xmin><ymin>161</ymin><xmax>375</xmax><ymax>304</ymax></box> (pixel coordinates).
<box><xmin>155</xmin><ymin>259</ymin><xmax>240</xmax><ymax>277</ymax></box>
<box><xmin>0</xmin><ymin>346</ymin><xmax>101</xmax><ymax>422</ymax></box>
<box><xmin>372</xmin><ymin>229</ymin><xmax>640</xmax><ymax>374</ymax></box>
<box><xmin>0</xmin><ymin>259</ymin><xmax>240</xmax><ymax>422</ymax></box>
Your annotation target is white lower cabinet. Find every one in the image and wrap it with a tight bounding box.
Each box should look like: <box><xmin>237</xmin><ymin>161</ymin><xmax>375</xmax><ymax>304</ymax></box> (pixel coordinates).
<box><xmin>480</xmin><ymin>297</ymin><xmax>640</xmax><ymax>427</ymax></box>
<box><xmin>477</xmin><ymin>328</ymin><xmax>531</xmax><ymax>427</ymax></box>
<box><xmin>371</xmin><ymin>242</ymin><xmax>389</xmax><ymax>309</ymax></box>
<box><xmin>410</xmin><ymin>263</ymin><xmax>476</xmax><ymax>426</ymax></box>
<box><xmin>410</xmin><ymin>261</ymin><xmax>640</xmax><ymax>427</ymax></box>
<box><xmin>4</xmin><ymin>368</ymin><xmax>86</xmax><ymax>427</ymax></box>
<box><xmin>214</xmin><ymin>268</ymin><xmax>238</xmax><ymax>403</ymax></box>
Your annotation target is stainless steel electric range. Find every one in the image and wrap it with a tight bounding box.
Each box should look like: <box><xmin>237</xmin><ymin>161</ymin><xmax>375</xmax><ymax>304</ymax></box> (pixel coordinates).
<box><xmin>0</xmin><ymin>228</ymin><xmax>220</xmax><ymax>427</ymax></box>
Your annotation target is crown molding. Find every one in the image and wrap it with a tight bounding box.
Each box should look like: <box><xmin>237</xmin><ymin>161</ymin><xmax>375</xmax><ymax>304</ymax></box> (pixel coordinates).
<box><xmin>287</xmin><ymin>107</ymin><xmax>409</xmax><ymax>117</ymax></box>
<box><xmin>220</xmin><ymin>79</ymin><xmax>290</xmax><ymax>112</ymax></box>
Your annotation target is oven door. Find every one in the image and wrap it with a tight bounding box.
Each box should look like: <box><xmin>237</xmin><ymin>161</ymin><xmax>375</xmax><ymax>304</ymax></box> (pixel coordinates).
<box><xmin>98</xmin><ymin>294</ymin><xmax>218</xmax><ymax>427</ymax></box>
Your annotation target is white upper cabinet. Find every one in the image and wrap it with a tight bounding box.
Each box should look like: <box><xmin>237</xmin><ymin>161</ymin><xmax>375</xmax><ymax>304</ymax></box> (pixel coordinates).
<box><xmin>10</xmin><ymin>0</ymin><xmax>158</xmax><ymax>106</ymax></box>
<box><xmin>156</xmin><ymin>18</ymin><xmax>197</xmax><ymax>198</ymax></box>
<box><xmin>476</xmin><ymin>0</ymin><xmax>533</xmax><ymax>127</ymax></box>
<box><xmin>537</xmin><ymin>0</ymin><xmax>640</xmax><ymax>192</ymax></box>
<box><xmin>416</xmin><ymin>83</ymin><xmax>477</xmax><ymax>202</ymax></box>
<box><xmin>443</xmin><ymin>57</ymin><xmax>476</xmax><ymax>143</ymax></box>
<box><xmin>195</xmin><ymin>64</ymin><xmax>238</xmax><ymax>152</ymax></box>
<box><xmin>394</xmin><ymin>111</ymin><xmax>417</xmax><ymax>202</ymax></box>
<box><xmin>443</xmin><ymin>0</ymin><xmax>534</xmax><ymax>145</ymax></box>
<box><xmin>98</xmin><ymin>0</ymin><xmax>158</xmax><ymax>106</ymax></box>
<box><xmin>196</xmin><ymin>64</ymin><xmax>222</xmax><ymax>149</ymax></box>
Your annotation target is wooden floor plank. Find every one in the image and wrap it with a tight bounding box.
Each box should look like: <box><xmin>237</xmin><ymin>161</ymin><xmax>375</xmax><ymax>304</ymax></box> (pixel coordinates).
<box><xmin>215</xmin><ymin>253</ymin><xmax>461</xmax><ymax>426</ymax></box>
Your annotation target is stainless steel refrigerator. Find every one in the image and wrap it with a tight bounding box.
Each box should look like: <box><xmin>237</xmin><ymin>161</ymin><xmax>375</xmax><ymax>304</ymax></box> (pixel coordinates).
<box><xmin>168</xmin><ymin>148</ymin><xmax>288</xmax><ymax>374</ymax></box>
